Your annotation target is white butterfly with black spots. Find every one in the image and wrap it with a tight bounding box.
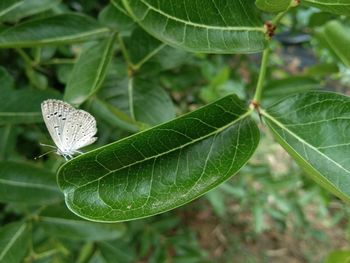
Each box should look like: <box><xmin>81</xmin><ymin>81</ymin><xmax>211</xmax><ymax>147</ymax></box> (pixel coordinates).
<box><xmin>40</xmin><ymin>99</ymin><xmax>97</xmax><ymax>160</ymax></box>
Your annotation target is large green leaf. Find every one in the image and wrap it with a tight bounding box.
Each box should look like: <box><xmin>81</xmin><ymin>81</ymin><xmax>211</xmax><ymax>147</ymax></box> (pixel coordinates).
<box><xmin>0</xmin><ymin>0</ymin><xmax>23</xmax><ymax>18</ymax></box>
<box><xmin>99</xmin><ymin>2</ymin><xmax>135</xmax><ymax>33</ymax></box>
<box><xmin>302</xmin><ymin>0</ymin><xmax>350</xmax><ymax>16</ymax></box>
<box><xmin>121</xmin><ymin>0</ymin><xmax>267</xmax><ymax>54</ymax></box>
<box><xmin>64</xmin><ymin>33</ymin><xmax>117</xmax><ymax>106</ymax></box>
<box><xmin>263</xmin><ymin>91</ymin><xmax>350</xmax><ymax>202</ymax></box>
<box><xmin>0</xmin><ymin>162</ymin><xmax>62</xmax><ymax>204</ymax></box>
<box><xmin>39</xmin><ymin>205</ymin><xmax>125</xmax><ymax>241</ymax></box>
<box><xmin>57</xmin><ymin>94</ymin><xmax>259</xmax><ymax>222</ymax></box>
<box><xmin>0</xmin><ymin>222</ymin><xmax>29</xmax><ymax>263</ymax></box>
<box><xmin>255</xmin><ymin>0</ymin><xmax>292</xmax><ymax>13</ymax></box>
<box><xmin>322</xmin><ymin>21</ymin><xmax>350</xmax><ymax>67</ymax></box>
<box><xmin>0</xmin><ymin>14</ymin><xmax>110</xmax><ymax>48</ymax></box>
<box><xmin>0</xmin><ymin>87</ymin><xmax>60</xmax><ymax>125</ymax></box>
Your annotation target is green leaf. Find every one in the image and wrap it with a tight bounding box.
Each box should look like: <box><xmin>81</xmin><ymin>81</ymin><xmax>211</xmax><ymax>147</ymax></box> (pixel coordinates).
<box><xmin>0</xmin><ymin>161</ymin><xmax>62</xmax><ymax>205</ymax></box>
<box><xmin>0</xmin><ymin>14</ymin><xmax>110</xmax><ymax>48</ymax></box>
<box><xmin>122</xmin><ymin>27</ymin><xmax>164</xmax><ymax>69</ymax></box>
<box><xmin>57</xmin><ymin>94</ymin><xmax>259</xmax><ymax>222</ymax></box>
<box><xmin>302</xmin><ymin>0</ymin><xmax>350</xmax><ymax>16</ymax></box>
<box><xmin>0</xmin><ymin>222</ymin><xmax>29</xmax><ymax>263</ymax></box>
<box><xmin>0</xmin><ymin>0</ymin><xmax>60</xmax><ymax>22</ymax></box>
<box><xmin>0</xmin><ymin>87</ymin><xmax>60</xmax><ymax>125</ymax></box>
<box><xmin>64</xmin><ymin>33</ymin><xmax>117</xmax><ymax>106</ymax></box>
<box><xmin>263</xmin><ymin>91</ymin><xmax>350</xmax><ymax>202</ymax></box>
<box><xmin>99</xmin><ymin>2</ymin><xmax>135</xmax><ymax>33</ymax></box>
<box><xmin>263</xmin><ymin>76</ymin><xmax>319</xmax><ymax>106</ymax></box>
<box><xmin>99</xmin><ymin>65</ymin><xmax>176</xmax><ymax>126</ymax></box>
<box><xmin>0</xmin><ymin>66</ymin><xmax>14</xmax><ymax>90</ymax></box>
<box><xmin>39</xmin><ymin>205</ymin><xmax>125</xmax><ymax>241</ymax></box>
<box><xmin>255</xmin><ymin>0</ymin><xmax>292</xmax><ymax>13</ymax></box>
<box><xmin>121</xmin><ymin>0</ymin><xmax>267</xmax><ymax>54</ymax></box>
<box><xmin>90</xmin><ymin>99</ymin><xmax>141</xmax><ymax>133</ymax></box>
<box><xmin>0</xmin><ymin>0</ymin><xmax>23</xmax><ymax>18</ymax></box>
<box><xmin>323</xmin><ymin>21</ymin><xmax>350</xmax><ymax>67</ymax></box>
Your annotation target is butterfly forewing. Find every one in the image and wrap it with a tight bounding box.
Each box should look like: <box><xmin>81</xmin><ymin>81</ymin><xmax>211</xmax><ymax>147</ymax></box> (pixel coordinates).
<box><xmin>41</xmin><ymin>100</ymin><xmax>75</xmax><ymax>151</ymax></box>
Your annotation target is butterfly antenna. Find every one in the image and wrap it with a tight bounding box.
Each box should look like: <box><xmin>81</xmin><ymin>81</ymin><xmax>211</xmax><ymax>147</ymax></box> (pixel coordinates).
<box><xmin>34</xmin><ymin>150</ymin><xmax>56</xmax><ymax>160</ymax></box>
<box><xmin>39</xmin><ymin>143</ymin><xmax>57</xmax><ymax>149</ymax></box>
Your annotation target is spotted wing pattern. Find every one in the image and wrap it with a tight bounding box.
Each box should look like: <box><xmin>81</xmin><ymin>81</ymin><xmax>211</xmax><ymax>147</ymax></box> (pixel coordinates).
<box><xmin>41</xmin><ymin>99</ymin><xmax>97</xmax><ymax>156</ymax></box>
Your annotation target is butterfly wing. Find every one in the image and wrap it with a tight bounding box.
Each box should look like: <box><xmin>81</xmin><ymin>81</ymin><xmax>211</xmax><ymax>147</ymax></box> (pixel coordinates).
<box><xmin>62</xmin><ymin>109</ymin><xmax>97</xmax><ymax>153</ymax></box>
<box><xmin>41</xmin><ymin>99</ymin><xmax>75</xmax><ymax>151</ymax></box>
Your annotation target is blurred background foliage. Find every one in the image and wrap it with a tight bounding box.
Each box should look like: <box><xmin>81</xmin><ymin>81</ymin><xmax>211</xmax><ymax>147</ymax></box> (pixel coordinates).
<box><xmin>0</xmin><ymin>0</ymin><xmax>350</xmax><ymax>262</ymax></box>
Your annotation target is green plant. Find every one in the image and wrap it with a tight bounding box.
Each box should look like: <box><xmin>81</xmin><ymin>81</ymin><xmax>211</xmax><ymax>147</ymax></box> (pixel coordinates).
<box><xmin>1</xmin><ymin>0</ymin><xmax>350</xmax><ymax>262</ymax></box>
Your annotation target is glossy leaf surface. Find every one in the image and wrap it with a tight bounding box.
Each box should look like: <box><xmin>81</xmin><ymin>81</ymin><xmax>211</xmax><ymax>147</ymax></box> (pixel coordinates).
<box><xmin>255</xmin><ymin>0</ymin><xmax>291</xmax><ymax>12</ymax></box>
<box><xmin>0</xmin><ymin>222</ymin><xmax>29</xmax><ymax>263</ymax></box>
<box><xmin>58</xmin><ymin>94</ymin><xmax>260</xmax><ymax>222</ymax></box>
<box><xmin>0</xmin><ymin>14</ymin><xmax>109</xmax><ymax>48</ymax></box>
<box><xmin>302</xmin><ymin>0</ymin><xmax>350</xmax><ymax>16</ymax></box>
<box><xmin>0</xmin><ymin>162</ymin><xmax>62</xmax><ymax>205</ymax></box>
<box><xmin>121</xmin><ymin>0</ymin><xmax>267</xmax><ymax>54</ymax></box>
<box><xmin>64</xmin><ymin>33</ymin><xmax>116</xmax><ymax>106</ymax></box>
<box><xmin>263</xmin><ymin>91</ymin><xmax>350</xmax><ymax>202</ymax></box>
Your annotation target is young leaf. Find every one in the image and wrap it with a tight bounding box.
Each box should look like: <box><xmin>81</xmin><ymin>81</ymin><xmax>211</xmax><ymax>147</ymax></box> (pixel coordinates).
<box><xmin>302</xmin><ymin>0</ymin><xmax>350</xmax><ymax>16</ymax></box>
<box><xmin>0</xmin><ymin>222</ymin><xmax>29</xmax><ymax>263</ymax></box>
<box><xmin>57</xmin><ymin>94</ymin><xmax>260</xmax><ymax>222</ymax></box>
<box><xmin>0</xmin><ymin>0</ymin><xmax>23</xmax><ymax>18</ymax></box>
<box><xmin>0</xmin><ymin>162</ymin><xmax>62</xmax><ymax>205</ymax></box>
<box><xmin>121</xmin><ymin>0</ymin><xmax>267</xmax><ymax>54</ymax></box>
<box><xmin>255</xmin><ymin>0</ymin><xmax>292</xmax><ymax>13</ymax></box>
<box><xmin>263</xmin><ymin>91</ymin><xmax>350</xmax><ymax>202</ymax></box>
<box><xmin>0</xmin><ymin>87</ymin><xmax>60</xmax><ymax>125</ymax></box>
<box><xmin>38</xmin><ymin>206</ymin><xmax>126</xmax><ymax>241</ymax></box>
<box><xmin>0</xmin><ymin>14</ymin><xmax>110</xmax><ymax>48</ymax></box>
<box><xmin>64</xmin><ymin>33</ymin><xmax>117</xmax><ymax>106</ymax></box>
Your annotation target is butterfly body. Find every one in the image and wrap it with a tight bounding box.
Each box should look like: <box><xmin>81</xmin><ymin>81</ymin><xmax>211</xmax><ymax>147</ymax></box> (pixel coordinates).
<box><xmin>41</xmin><ymin>99</ymin><xmax>97</xmax><ymax>160</ymax></box>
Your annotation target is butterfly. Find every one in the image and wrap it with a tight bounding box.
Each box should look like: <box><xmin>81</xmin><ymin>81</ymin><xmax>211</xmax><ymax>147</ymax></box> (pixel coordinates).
<box><xmin>39</xmin><ymin>99</ymin><xmax>97</xmax><ymax>160</ymax></box>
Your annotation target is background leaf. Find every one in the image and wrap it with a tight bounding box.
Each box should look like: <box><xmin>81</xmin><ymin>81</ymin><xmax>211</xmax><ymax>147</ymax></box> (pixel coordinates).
<box><xmin>38</xmin><ymin>205</ymin><xmax>126</xmax><ymax>241</ymax></box>
<box><xmin>0</xmin><ymin>161</ymin><xmax>62</xmax><ymax>205</ymax></box>
<box><xmin>0</xmin><ymin>0</ymin><xmax>23</xmax><ymax>18</ymax></box>
<box><xmin>322</xmin><ymin>20</ymin><xmax>350</xmax><ymax>67</ymax></box>
<box><xmin>0</xmin><ymin>86</ymin><xmax>60</xmax><ymax>125</ymax></box>
<box><xmin>58</xmin><ymin>94</ymin><xmax>259</xmax><ymax>222</ymax></box>
<box><xmin>0</xmin><ymin>14</ymin><xmax>110</xmax><ymax>48</ymax></box>
<box><xmin>302</xmin><ymin>0</ymin><xmax>350</xmax><ymax>16</ymax></box>
<box><xmin>122</xmin><ymin>0</ymin><xmax>267</xmax><ymax>54</ymax></box>
<box><xmin>263</xmin><ymin>91</ymin><xmax>350</xmax><ymax>202</ymax></box>
<box><xmin>64</xmin><ymin>33</ymin><xmax>117</xmax><ymax>106</ymax></box>
<box><xmin>0</xmin><ymin>222</ymin><xmax>29</xmax><ymax>263</ymax></box>
<box><xmin>0</xmin><ymin>0</ymin><xmax>60</xmax><ymax>22</ymax></box>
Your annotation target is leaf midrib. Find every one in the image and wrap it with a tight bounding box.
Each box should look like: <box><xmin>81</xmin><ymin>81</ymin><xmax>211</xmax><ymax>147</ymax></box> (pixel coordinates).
<box><xmin>64</xmin><ymin>108</ymin><xmax>253</xmax><ymax>191</ymax></box>
<box><xmin>0</xmin><ymin>178</ymin><xmax>58</xmax><ymax>191</ymax></box>
<box><xmin>133</xmin><ymin>0</ymin><xmax>265</xmax><ymax>32</ymax></box>
<box><xmin>262</xmin><ymin>110</ymin><xmax>350</xmax><ymax>175</ymax></box>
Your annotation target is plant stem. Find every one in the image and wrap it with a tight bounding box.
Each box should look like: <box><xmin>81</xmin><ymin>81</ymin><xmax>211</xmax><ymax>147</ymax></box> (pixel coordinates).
<box><xmin>128</xmin><ymin>76</ymin><xmax>135</xmax><ymax>120</ymax></box>
<box><xmin>252</xmin><ymin>47</ymin><xmax>270</xmax><ymax>105</ymax></box>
